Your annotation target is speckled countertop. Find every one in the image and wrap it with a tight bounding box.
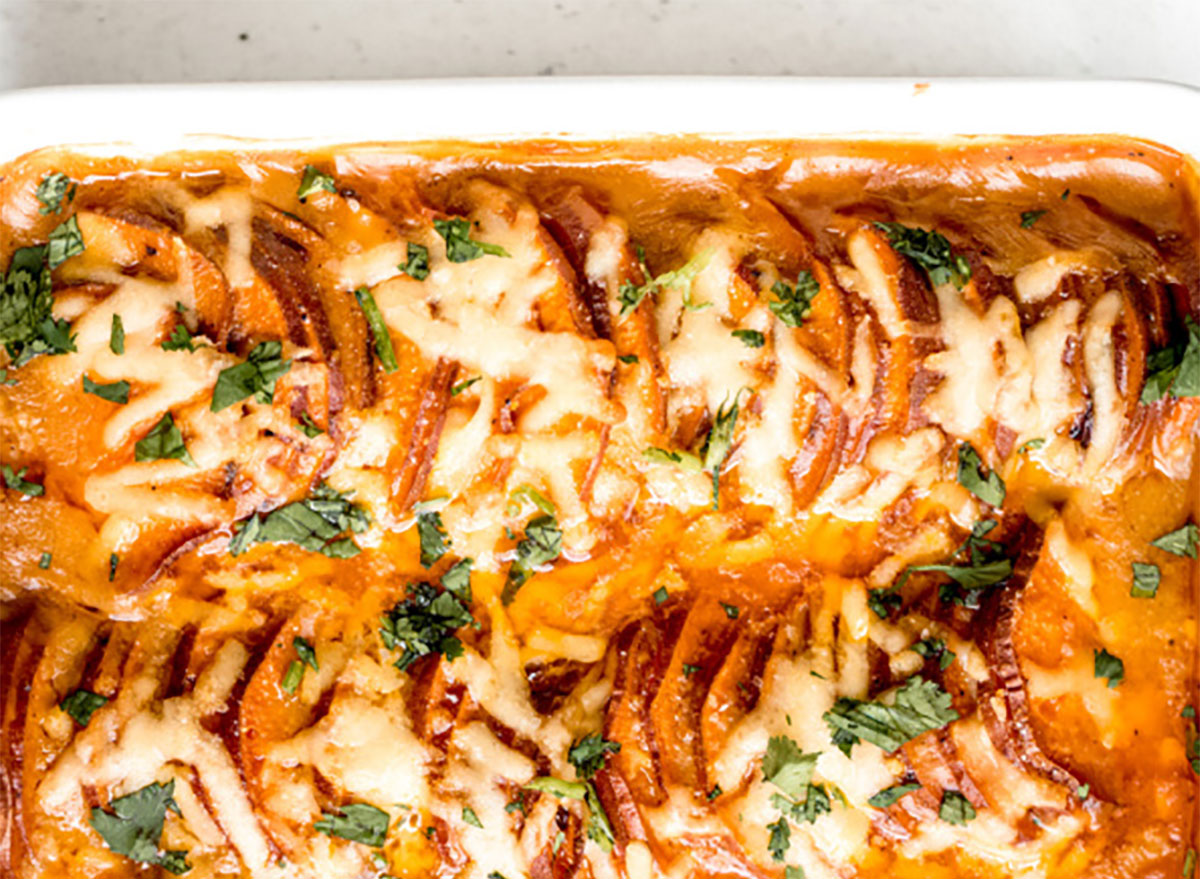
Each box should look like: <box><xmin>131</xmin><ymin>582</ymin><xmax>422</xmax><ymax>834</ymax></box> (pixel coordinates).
<box><xmin>1</xmin><ymin>0</ymin><xmax>1197</xmax><ymax>89</ymax></box>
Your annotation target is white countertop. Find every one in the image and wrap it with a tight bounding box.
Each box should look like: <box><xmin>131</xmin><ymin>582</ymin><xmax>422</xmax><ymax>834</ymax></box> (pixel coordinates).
<box><xmin>1</xmin><ymin>0</ymin><xmax>1197</xmax><ymax>90</ymax></box>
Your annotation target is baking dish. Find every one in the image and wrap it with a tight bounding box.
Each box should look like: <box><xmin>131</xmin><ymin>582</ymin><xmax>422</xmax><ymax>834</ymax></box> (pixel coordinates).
<box><xmin>2</xmin><ymin>77</ymin><xmax>1197</xmax><ymax>879</ymax></box>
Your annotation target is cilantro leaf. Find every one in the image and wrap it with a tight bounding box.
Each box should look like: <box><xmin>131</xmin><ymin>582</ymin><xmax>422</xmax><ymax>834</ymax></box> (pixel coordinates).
<box><xmin>766</xmin><ymin>815</ymin><xmax>790</xmax><ymax>861</ymax></box>
<box><xmin>462</xmin><ymin>806</ymin><xmax>483</xmax><ymax>828</ymax></box>
<box><xmin>110</xmin><ymin>313</ymin><xmax>125</xmax><ymax>354</ymax></box>
<box><xmin>229</xmin><ymin>482</ymin><xmax>369</xmax><ymax>558</ymax></box>
<box><xmin>83</xmin><ymin>375</ymin><xmax>130</xmax><ymax>404</ymax></box>
<box><xmin>399</xmin><ymin>242</ymin><xmax>431</xmax><ymax>280</ymax></box>
<box><xmin>354</xmin><ymin>286</ymin><xmax>399</xmax><ymax>373</ymax></box>
<box><xmin>38</xmin><ymin>551</ymin><xmax>51</xmax><ymax>568</ymax></box>
<box><xmin>1130</xmin><ymin>562</ymin><xmax>1160</xmax><ymax>598</ymax></box>
<box><xmin>210</xmin><ymin>341</ymin><xmax>291</xmax><ymax>411</ymax></box>
<box><xmin>823</xmin><ymin>676</ymin><xmax>959</xmax><ymax>754</ymax></box>
<box><xmin>1019</xmin><ymin>210</ymin><xmax>1047</xmax><ymax>229</ymax></box>
<box><xmin>617</xmin><ymin>248</ymin><xmax>711</xmax><ymax>317</ymax></box>
<box><xmin>761</xmin><ymin>736</ymin><xmax>819</xmax><ymax>800</ymax></box>
<box><xmin>874</xmin><ymin>221</ymin><xmax>971</xmax><ymax>289</ymax></box>
<box><xmin>61</xmin><ymin>688</ymin><xmax>108</xmax><ymax>726</ymax></box>
<box><xmin>441</xmin><ymin>557</ymin><xmax>473</xmax><ymax>603</ymax></box>
<box><xmin>1141</xmin><ymin>317</ymin><xmax>1200</xmax><ymax>402</ymax></box>
<box><xmin>506</xmin><ymin>483</ymin><xmax>556</xmax><ymax>516</ymax></box>
<box><xmin>957</xmin><ymin>442</ymin><xmax>1005</xmax><ymax>507</ymax></box>
<box><xmin>568</xmin><ymin>732</ymin><xmax>621</xmax><ymax>780</ymax></box>
<box><xmin>280</xmin><ymin>660</ymin><xmax>305</xmax><ymax>695</ymax></box>
<box><xmin>938</xmin><ymin>790</ymin><xmax>976</xmax><ymax>825</ymax></box>
<box><xmin>89</xmin><ymin>780</ymin><xmax>190</xmax><ymax>873</ymax></box>
<box><xmin>868</xmin><ymin>584</ymin><xmax>902</xmax><ymax>620</ymax></box>
<box><xmin>161</xmin><ymin>323</ymin><xmax>196</xmax><ymax>352</ymax></box>
<box><xmin>721</xmin><ymin>602</ymin><xmax>739</xmax><ymax>619</ymax></box>
<box><xmin>47</xmin><ymin>216</ymin><xmax>85</xmax><ymax>270</ymax></box>
<box><xmin>296</xmin><ymin>165</ymin><xmax>337</xmax><ymax>201</ymax></box>
<box><xmin>785</xmin><ymin>868</ymin><xmax>806</xmax><ymax>879</ymax></box>
<box><xmin>135</xmin><ymin>412</ymin><xmax>196</xmax><ymax>466</ymax></box>
<box><xmin>434</xmin><ymin>218</ymin><xmax>510</xmax><ymax>263</ymax></box>
<box><xmin>653</xmin><ymin>586</ymin><xmax>669</xmax><ymax>605</ymax></box>
<box><xmin>642</xmin><ymin>446</ymin><xmax>703</xmax><ymax>471</ymax></box>
<box><xmin>451</xmin><ymin>376</ymin><xmax>480</xmax><ymax>396</ymax></box>
<box><xmin>0</xmin><ymin>245</ymin><xmax>52</xmax><ymax>347</ymax></box>
<box><xmin>1151</xmin><ymin>521</ymin><xmax>1198</xmax><ymax>558</ymax></box>
<box><xmin>380</xmin><ymin>581</ymin><xmax>474</xmax><ymax>671</ymax></box>
<box><xmin>314</xmin><ymin>802</ymin><xmax>389</xmax><ymax>847</ymax></box>
<box><xmin>867</xmin><ymin>782</ymin><xmax>921</xmax><ymax>809</ymax></box>
<box><xmin>1093</xmin><ymin>648</ymin><xmax>1124</xmax><ymax>688</ymax></box>
<box><xmin>732</xmin><ymin>328</ymin><xmax>765</xmax><ymax>348</ymax></box>
<box><xmin>417</xmin><ymin>510</ymin><xmax>450</xmax><ymax>568</ymax></box>
<box><xmin>501</xmin><ymin>513</ymin><xmax>562</xmax><ymax>605</ymax></box>
<box><xmin>3</xmin><ymin>464</ymin><xmax>44</xmax><ymax>496</ymax></box>
<box><xmin>703</xmin><ymin>390</ymin><xmax>745</xmax><ymax>509</ymax></box>
<box><xmin>294</xmin><ymin>636</ymin><xmax>319</xmax><ymax>671</ymax></box>
<box><xmin>522</xmin><ymin>778</ymin><xmax>614</xmax><ymax>853</ymax></box>
<box><xmin>36</xmin><ymin>172</ymin><xmax>75</xmax><ymax>214</ymax></box>
<box><xmin>297</xmin><ymin>411</ymin><xmax>323</xmax><ymax>437</ymax></box>
<box><xmin>617</xmin><ymin>354</ymin><xmax>639</xmax><ymax>364</ymax></box>
<box><xmin>770</xmin><ymin>270</ymin><xmax>820</xmax><ymax>327</ymax></box>
<box><xmin>911</xmin><ymin>637</ymin><xmax>956</xmax><ymax>670</ymax></box>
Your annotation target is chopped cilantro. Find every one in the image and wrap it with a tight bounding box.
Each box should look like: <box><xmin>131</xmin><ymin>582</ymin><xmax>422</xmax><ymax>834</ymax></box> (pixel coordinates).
<box><xmin>210</xmin><ymin>341</ymin><xmax>291</xmax><ymax>411</ymax></box>
<box><xmin>3</xmin><ymin>464</ymin><xmax>44</xmax><ymax>496</ymax></box>
<box><xmin>1152</xmin><ymin>521</ymin><xmax>1198</xmax><ymax>558</ymax></box>
<box><xmin>135</xmin><ymin>412</ymin><xmax>196</xmax><ymax>466</ymax></box>
<box><xmin>109</xmin><ymin>313</ymin><xmax>125</xmax><ymax>354</ymax></box>
<box><xmin>314</xmin><ymin>802</ymin><xmax>389</xmax><ymax>847</ymax></box>
<box><xmin>160</xmin><ymin>324</ymin><xmax>196</xmax><ymax>352</ymax></box>
<box><xmin>417</xmin><ymin>510</ymin><xmax>450</xmax><ymax>568</ymax></box>
<box><xmin>1016</xmin><ymin>437</ymin><xmax>1045</xmax><ymax>453</ymax></box>
<box><xmin>721</xmin><ymin>602</ymin><xmax>739</xmax><ymax>619</ymax></box>
<box><xmin>297</xmin><ymin>411</ymin><xmax>323</xmax><ymax>437</ymax></box>
<box><xmin>707</xmin><ymin>785</ymin><xmax>722</xmax><ymax>801</ymax></box>
<box><xmin>769</xmin><ymin>270</ymin><xmax>820</xmax><ymax>327</ymax></box>
<box><xmin>501</xmin><ymin>513</ymin><xmax>562</xmax><ymax>605</ymax></box>
<box><xmin>1</xmin><ymin>241</ymin><xmax>78</xmax><ymax>365</ymax></box>
<box><xmin>568</xmin><ymin>732</ymin><xmax>621</xmax><ymax>779</ymax></box>
<box><xmin>399</xmin><ymin>242</ymin><xmax>431</xmax><ymax>280</ymax></box>
<box><xmin>441</xmin><ymin>557</ymin><xmax>473</xmax><ymax>603</ymax></box>
<box><xmin>83</xmin><ymin>375</ymin><xmax>130</xmax><ymax>404</ymax></box>
<box><xmin>617</xmin><ymin>247</ymin><xmax>711</xmax><ymax>317</ymax></box>
<box><xmin>296</xmin><ymin>165</ymin><xmax>337</xmax><ymax>201</ymax></box>
<box><xmin>823</xmin><ymin>676</ymin><xmax>959</xmax><ymax>755</ymax></box>
<box><xmin>1141</xmin><ymin>317</ymin><xmax>1200</xmax><ymax>403</ymax></box>
<box><xmin>462</xmin><ymin>806</ymin><xmax>482</xmax><ymax>828</ymax></box>
<box><xmin>911</xmin><ymin>637</ymin><xmax>956</xmax><ymax>670</ymax></box>
<box><xmin>867</xmin><ymin>585</ymin><xmax>902</xmax><ymax>620</ymax></box>
<box><xmin>867</xmin><ymin>782</ymin><xmax>921</xmax><ymax>809</ymax></box>
<box><xmin>1130</xmin><ymin>562</ymin><xmax>1160</xmax><ymax>598</ymax></box>
<box><xmin>523</xmin><ymin>777</ymin><xmax>614</xmax><ymax>852</ymax></box>
<box><xmin>380</xmin><ymin>580</ymin><xmax>474</xmax><ymax>671</ymax></box>
<box><xmin>108</xmin><ymin>553</ymin><xmax>119</xmax><ymax>581</ymax></box>
<box><xmin>642</xmin><ymin>446</ymin><xmax>703</xmax><ymax>470</ymax></box>
<box><xmin>47</xmin><ymin>215</ymin><xmax>85</xmax><ymax>269</ymax></box>
<box><xmin>766</xmin><ymin>815</ymin><xmax>790</xmax><ymax>861</ymax></box>
<box><xmin>280</xmin><ymin>636</ymin><xmax>318</xmax><ymax>695</ymax></box>
<box><xmin>507</xmin><ymin>483</ymin><xmax>555</xmax><ymax>516</ymax></box>
<box><xmin>36</xmin><ymin>172</ymin><xmax>75</xmax><ymax>214</ymax></box>
<box><xmin>653</xmin><ymin>586</ymin><xmax>669</xmax><ymax>605</ymax></box>
<box><xmin>703</xmin><ymin>391</ymin><xmax>745</xmax><ymax>509</ymax></box>
<box><xmin>451</xmin><ymin>376</ymin><xmax>481</xmax><ymax>396</ymax></box>
<box><xmin>732</xmin><ymin>328</ymin><xmax>765</xmax><ymax>348</ymax></box>
<box><xmin>874</xmin><ymin>221</ymin><xmax>971</xmax><ymax>289</ymax></box>
<box><xmin>228</xmin><ymin>482</ymin><xmax>368</xmax><ymax>558</ymax></box>
<box><xmin>617</xmin><ymin>353</ymin><xmax>639</xmax><ymax>364</ymax></box>
<box><xmin>682</xmin><ymin>663</ymin><xmax>700</xmax><ymax>676</ymax></box>
<box><xmin>61</xmin><ymin>688</ymin><xmax>107</xmax><ymax>726</ymax></box>
<box><xmin>1093</xmin><ymin>648</ymin><xmax>1124</xmax><ymax>688</ymax></box>
<box><xmin>434</xmin><ymin>217</ymin><xmax>510</xmax><ymax>263</ymax></box>
<box><xmin>354</xmin><ymin>286</ymin><xmax>399</xmax><ymax>373</ymax></box>
<box><xmin>938</xmin><ymin>790</ymin><xmax>976</xmax><ymax>825</ymax></box>
<box><xmin>89</xmin><ymin>780</ymin><xmax>190</xmax><ymax>873</ymax></box>
<box><xmin>1076</xmin><ymin>783</ymin><xmax>1090</xmax><ymax>800</ymax></box>
<box><xmin>761</xmin><ymin>735</ymin><xmax>819</xmax><ymax>800</ymax></box>
<box><xmin>38</xmin><ymin>551</ymin><xmax>52</xmax><ymax>569</ymax></box>
<box><xmin>1020</xmin><ymin>210</ymin><xmax>1047</xmax><ymax>229</ymax></box>
<box><xmin>957</xmin><ymin>442</ymin><xmax>1005</xmax><ymax>507</ymax></box>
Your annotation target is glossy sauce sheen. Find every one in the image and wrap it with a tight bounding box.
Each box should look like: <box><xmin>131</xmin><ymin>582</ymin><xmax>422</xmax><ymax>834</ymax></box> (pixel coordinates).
<box><xmin>1</xmin><ymin>136</ymin><xmax>1198</xmax><ymax>879</ymax></box>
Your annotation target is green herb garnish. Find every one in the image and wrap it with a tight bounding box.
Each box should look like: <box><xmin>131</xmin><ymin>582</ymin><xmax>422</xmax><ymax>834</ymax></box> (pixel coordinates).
<box><xmin>434</xmin><ymin>218</ymin><xmax>510</xmax><ymax>263</ymax></box>
<box><xmin>314</xmin><ymin>802</ymin><xmax>389</xmax><ymax>847</ymax></box>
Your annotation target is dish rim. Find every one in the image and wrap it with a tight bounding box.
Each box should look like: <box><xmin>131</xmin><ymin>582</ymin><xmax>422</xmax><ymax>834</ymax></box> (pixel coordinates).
<box><xmin>0</xmin><ymin>76</ymin><xmax>1198</xmax><ymax>161</ymax></box>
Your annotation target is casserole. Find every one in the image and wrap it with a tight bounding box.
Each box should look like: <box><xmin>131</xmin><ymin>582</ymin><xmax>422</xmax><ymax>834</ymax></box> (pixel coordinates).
<box><xmin>1</xmin><ymin>78</ymin><xmax>1198</xmax><ymax>879</ymax></box>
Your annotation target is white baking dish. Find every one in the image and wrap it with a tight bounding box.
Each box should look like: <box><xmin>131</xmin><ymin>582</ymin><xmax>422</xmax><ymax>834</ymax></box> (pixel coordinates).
<box><xmin>0</xmin><ymin>77</ymin><xmax>1198</xmax><ymax>161</ymax></box>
